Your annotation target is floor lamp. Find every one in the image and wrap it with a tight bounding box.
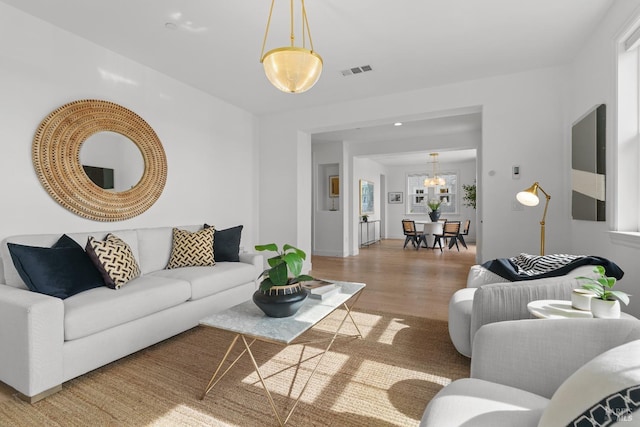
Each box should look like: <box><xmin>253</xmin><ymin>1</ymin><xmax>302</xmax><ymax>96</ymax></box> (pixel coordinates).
<box><xmin>516</xmin><ymin>182</ymin><xmax>551</xmax><ymax>255</ymax></box>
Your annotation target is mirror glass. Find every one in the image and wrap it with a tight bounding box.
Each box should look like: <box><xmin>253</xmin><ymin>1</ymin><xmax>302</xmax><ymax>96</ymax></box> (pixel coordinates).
<box><xmin>80</xmin><ymin>131</ymin><xmax>144</xmax><ymax>192</ymax></box>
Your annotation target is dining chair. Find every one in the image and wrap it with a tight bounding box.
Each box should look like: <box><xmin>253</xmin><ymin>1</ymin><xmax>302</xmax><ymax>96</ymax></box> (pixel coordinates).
<box><xmin>402</xmin><ymin>219</ymin><xmax>424</xmax><ymax>250</ymax></box>
<box><xmin>457</xmin><ymin>219</ymin><xmax>471</xmax><ymax>249</ymax></box>
<box><xmin>432</xmin><ymin>220</ymin><xmax>461</xmax><ymax>251</ymax></box>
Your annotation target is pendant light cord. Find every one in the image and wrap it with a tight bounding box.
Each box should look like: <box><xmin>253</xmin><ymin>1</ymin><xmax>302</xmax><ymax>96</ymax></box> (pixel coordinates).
<box><xmin>260</xmin><ymin>0</ymin><xmax>276</xmax><ymax>61</ymax></box>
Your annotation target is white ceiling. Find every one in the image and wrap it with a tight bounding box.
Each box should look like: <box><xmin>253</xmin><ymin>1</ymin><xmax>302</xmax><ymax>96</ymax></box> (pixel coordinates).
<box><xmin>313</xmin><ymin>113</ymin><xmax>481</xmax><ymax>165</ymax></box>
<box><xmin>2</xmin><ymin>0</ymin><xmax>614</xmax><ymax>165</ymax></box>
<box><xmin>1</xmin><ymin>0</ymin><xmax>613</xmax><ymax>116</ymax></box>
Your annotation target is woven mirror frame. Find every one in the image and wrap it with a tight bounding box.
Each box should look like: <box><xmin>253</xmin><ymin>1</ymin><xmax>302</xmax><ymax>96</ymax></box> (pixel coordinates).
<box><xmin>32</xmin><ymin>99</ymin><xmax>167</xmax><ymax>221</ymax></box>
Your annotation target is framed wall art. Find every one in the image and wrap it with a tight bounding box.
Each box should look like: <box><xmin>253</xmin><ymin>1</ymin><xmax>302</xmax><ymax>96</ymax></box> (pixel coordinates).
<box><xmin>571</xmin><ymin>104</ymin><xmax>606</xmax><ymax>221</ymax></box>
<box><xmin>329</xmin><ymin>175</ymin><xmax>339</xmax><ymax>197</ymax></box>
<box><xmin>388</xmin><ymin>192</ymin><xmax>403</xmax><ymax>204</ymax></box>
<box><xmin>360</xmin><ymin>179</ymin><xmax>374</xmax><ymax>215</ymax></box>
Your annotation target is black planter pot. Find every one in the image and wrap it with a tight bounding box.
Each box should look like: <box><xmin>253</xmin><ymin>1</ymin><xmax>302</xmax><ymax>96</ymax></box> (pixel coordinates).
<box><xmin>253</xmin><ymin>283</ymin><xmax>308</xmax><ymax>318</ymax></box>
<box><xmin>429</xmin><ymin>211</ymin><xmax>441</xmax><ymax>222</ymax></box>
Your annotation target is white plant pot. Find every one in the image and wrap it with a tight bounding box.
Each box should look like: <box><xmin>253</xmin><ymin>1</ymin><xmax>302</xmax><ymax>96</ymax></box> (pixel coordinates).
<box><xmin>590</xmin><ymin>298</ymin><xmax>620</xmax><ymax>319</ymax></box>
<box><xmin>571</xmin><ymin>289</ymin><xmax>595</xmax><ymax>311</ymax></box>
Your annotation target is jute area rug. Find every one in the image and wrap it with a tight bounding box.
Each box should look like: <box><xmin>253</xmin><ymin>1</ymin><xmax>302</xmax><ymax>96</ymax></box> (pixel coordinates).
<box><xmin>0</xmin><ymin>309</ymin><xmax>469</xmax><ymax>426</ymax></box>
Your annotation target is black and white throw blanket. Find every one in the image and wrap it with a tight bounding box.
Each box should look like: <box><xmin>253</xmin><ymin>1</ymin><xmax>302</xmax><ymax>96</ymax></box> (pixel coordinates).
<box><xmin>482</xmin><ymin>253</ymin><xmax>624</xmax><ymax>282</ymax></box>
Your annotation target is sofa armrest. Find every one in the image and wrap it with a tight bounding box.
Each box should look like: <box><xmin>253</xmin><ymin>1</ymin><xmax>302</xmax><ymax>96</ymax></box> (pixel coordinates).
<box><xmin>239</xmin><ymin>252</ymin><xmax>263</xmax><ymax>268</ymax></box>
<box><xmin>0</xmin><ymin>285</ymin><xmax>64</xmax><ymax>398</ymax></box>
<box><xmin>469</xmin><ymin>277</ymin><xmax>579</xmax><ymax>344</ymax></box>
<box><xmin>466</xmin><ymin>264</ymin><xmax>510</xmax><ymax>288</ymax></box>
<box><xmin>238</xmin><ymin>253</ymin><xmax>263</xmax><ymax>288</ymax></box>
<box><xmin>470</xmin><ymin>318</ymin><xmax>640</xmax><ymax>399</ymax></box>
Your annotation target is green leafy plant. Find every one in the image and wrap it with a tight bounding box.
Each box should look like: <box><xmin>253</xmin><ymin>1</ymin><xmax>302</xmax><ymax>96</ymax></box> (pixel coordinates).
<box><xmin>576</xmin><ymin>266</ymin><xmax>630</xmax><ymax>305</ymax></box>
<box><xmin>462</xmin><ymin>184</ymin><xmax>476</xmax><ymax>209</ymax></box>
<box><xmin>427</xmin><ymin>198</ymin><xmax>442</xmax><ymax>211</ymax></box>
<box><xmin>255</xmin><ymin>243</ymin><xmax>314</xmax><ymax>291</ymax></box>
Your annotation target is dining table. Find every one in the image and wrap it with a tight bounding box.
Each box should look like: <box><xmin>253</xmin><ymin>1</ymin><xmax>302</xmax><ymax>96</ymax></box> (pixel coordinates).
<box><xmin>414</xmin><ymin>220</ymin><xmax>443</xmax><ymax>248</ymax></box>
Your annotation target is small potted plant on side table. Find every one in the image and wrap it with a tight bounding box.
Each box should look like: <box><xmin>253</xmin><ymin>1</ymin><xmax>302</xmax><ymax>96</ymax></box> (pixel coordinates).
<box><xmin>253</xmin><ymin>243</ymin><xmax>314</xmax><ymax>318</ymax></box>
<box><xmin>576</xmin><ymin>266</ymin><xmax>630</xmax><ymax>318</ymax></box>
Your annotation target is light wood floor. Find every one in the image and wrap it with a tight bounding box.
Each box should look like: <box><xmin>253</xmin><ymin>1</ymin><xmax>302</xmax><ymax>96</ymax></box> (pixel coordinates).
<box><xmin>310</xmin><ymin>238</ymin><xmax>477</xmax><ymax>321</ymax></box>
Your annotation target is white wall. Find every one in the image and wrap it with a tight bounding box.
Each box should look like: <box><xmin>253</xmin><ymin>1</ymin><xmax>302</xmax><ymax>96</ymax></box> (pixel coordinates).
<box><xmin>258</xmin><ymin>66</ymin><xmax>570</xmax><ymax>266</ymax></box>
<box><xmin>0</xmin><ymin>4</ymin><xmax>257</xmax><ymax>249</ymax></box>
<box><xmin>312</xmin><ymin>142</ymin><xmax>344</xmax><ymax>256</ymax></box>
<box><xmin>566</xmin><ymin>0</ymin><xmax>640</xmax><ymax>318</ymax></box>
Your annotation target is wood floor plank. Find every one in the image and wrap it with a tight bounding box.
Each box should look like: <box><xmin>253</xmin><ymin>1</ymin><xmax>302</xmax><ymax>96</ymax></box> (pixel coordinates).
<box><xmin>310</xmin><ymin>239</ymin><xmax>476</xmax><ymax>321</ymax></box>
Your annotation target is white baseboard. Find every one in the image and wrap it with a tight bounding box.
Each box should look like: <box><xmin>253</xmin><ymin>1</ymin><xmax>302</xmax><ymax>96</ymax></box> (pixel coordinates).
<box><xmin>312</xmin><ymin>250</ymin><xmax>345</xmax><ymax>257</ymax></box>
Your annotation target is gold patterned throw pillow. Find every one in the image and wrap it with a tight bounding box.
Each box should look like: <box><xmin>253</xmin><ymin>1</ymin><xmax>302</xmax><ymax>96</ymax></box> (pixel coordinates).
<box><xmin>166</xmin><ymin>227</ymin><xmax>215</xmax><ymax>269</ymax></box>
<box><xmin>86</xmin><ymin>234</ymin><xmax>141</xmax><ymax>289</ymax></box>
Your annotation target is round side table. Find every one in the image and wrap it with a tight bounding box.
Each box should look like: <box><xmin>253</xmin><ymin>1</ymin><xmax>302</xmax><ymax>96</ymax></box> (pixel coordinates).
<box><xmin>527</xmin><ymin>299</ymin><xmax>636</xmax><ymax>320</ymax></box>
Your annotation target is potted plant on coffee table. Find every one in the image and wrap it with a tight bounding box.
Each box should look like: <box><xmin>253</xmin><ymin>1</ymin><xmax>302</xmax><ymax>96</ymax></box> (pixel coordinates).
<box><xmin>253</xmin><ymin>243</ymin><xmax>314</xmax><ymax>318</ymax></box>
<box><xmin>576</xmin><ymin>266</ymin><xmax>630</xmax><ymax>318</ymax></box>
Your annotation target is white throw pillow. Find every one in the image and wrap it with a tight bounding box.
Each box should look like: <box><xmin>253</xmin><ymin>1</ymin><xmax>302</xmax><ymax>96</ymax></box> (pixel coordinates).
<box><xmin>538</xmin><ymin>339</ymin><xmax>640</xmax><ymax>427</ymax></box>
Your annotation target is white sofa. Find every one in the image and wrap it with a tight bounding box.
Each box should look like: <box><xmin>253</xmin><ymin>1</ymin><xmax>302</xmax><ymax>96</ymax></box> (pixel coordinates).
<box><xmin>421</xmin><ymin>318</ymin><xmax>640</xmax><ymax>426</ymax></box>
<box><xmin>0</xmin><ymin>225</ymin><xmax>262</xmax><ymax>402</ymax></box>
<box><xmin>448</xmin><ymin>264</ymin><xmax>598</xmax><ymax>357</ymax></box>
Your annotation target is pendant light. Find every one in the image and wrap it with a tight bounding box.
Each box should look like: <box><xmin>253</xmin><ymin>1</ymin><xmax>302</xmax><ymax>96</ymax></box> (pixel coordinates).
<box><xmin>424</xmin><ymin>153</ymin><xmax>446</xmax><ymax>187</ymax></box>
<box><xmin>260</xmin><ymin>0</ymin><xmax>323</xmax><ymax>93</ymax></box>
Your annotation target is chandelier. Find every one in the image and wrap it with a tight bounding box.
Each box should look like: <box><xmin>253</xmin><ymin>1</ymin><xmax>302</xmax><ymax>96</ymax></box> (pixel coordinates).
<box><xmin>424</xmin><ymin>153</ymin><xmax>446</xmax><ymax>187</ymax></box>
<box><xmin>260</xmin><ymin>0</ymin><xmax>323</xmax><ymax>94</ymax></box>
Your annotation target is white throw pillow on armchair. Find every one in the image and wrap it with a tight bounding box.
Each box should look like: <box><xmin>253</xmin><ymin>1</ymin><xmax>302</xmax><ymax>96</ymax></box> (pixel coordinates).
<box><xmin>538</xmin><ymin>339</ymin><xmax>640</xmax><ymax>426</ymax></box>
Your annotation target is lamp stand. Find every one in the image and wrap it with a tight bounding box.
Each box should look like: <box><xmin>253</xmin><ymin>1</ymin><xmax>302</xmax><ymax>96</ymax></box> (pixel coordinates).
<box><xmin>538</xmin><ymin>190</ymin><xmax>550</xmax><ymax>256</ymax></box>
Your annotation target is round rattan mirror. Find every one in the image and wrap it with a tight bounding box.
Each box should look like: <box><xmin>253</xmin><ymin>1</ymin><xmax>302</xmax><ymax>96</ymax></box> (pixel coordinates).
<box><xmin>32</xmin><ymin>99</ymin><xmax>167</xmax><ymax>221</ymax></box>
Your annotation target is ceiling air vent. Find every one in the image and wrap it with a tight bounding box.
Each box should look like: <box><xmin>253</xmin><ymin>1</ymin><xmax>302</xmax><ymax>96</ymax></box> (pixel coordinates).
<box><xmin>340</xmin><ymin>65</ymin><xmax>373</xmax><ymax>77</ymax></box>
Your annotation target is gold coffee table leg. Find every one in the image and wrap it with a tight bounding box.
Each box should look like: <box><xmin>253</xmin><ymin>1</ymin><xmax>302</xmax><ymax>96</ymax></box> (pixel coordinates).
<box><xmin>241</xmin><ymin>335</ymin><xmax>285</xmax><ymax>426</ymax></box>
<box><xmin>201</xmin><ymin>334</ymin><xmax>256</xmax><ymax>400</ymax></box>
<box><xmin>241</xmin><ymin>298</ymin><xmax>365</xmax><ymax>426</ymax></box>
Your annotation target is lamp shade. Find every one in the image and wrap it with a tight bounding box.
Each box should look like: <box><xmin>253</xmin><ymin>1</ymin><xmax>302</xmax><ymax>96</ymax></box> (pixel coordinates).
<box><xmin>262</xmin><ymin>47</ymin><xmax>323</xmax><ymax>93</ymax></box>
<box><xmin>516</xmin><ymin>183</ymin><xmax>540</xmax><ymax>206</ymax></box>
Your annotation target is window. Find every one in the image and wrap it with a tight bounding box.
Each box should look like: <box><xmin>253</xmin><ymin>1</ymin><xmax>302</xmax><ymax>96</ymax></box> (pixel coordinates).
<box><xmin>610</xmin><ymin>17</ymin><xmax>640</xmax><ymax>247</ymax></box>
<box><xmin>406</xmin><ymin>171</ymin><xmax>458</xmax><ymax>215</ymax></box>
<box><xmin>615</xmin><ymin>19</ymin><xmax>640</xmax><ymax>234</ymax></box>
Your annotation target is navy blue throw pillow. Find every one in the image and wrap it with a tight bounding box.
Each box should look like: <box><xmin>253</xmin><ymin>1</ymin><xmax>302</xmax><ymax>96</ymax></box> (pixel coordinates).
<box><xmin>204</xmin><ymin>224</ymin><xmax>243</xmax><ymax>262</ymax></box>
<box><xmin>7</xmin><ymin>234</ymin><xmax>105</xmax><ymax>299</ymax></box>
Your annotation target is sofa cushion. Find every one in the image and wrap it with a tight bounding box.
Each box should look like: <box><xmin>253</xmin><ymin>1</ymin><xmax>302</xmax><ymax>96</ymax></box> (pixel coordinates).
<box><xmin>204</xmin><ymin>224</ymin><xmax>243</xmax><ymax>262</ymax></box>
<box><xmin>538</xmin><ymin>339</ymin><xmax>640</xmax><ymax>427</ymax></box>
<box><xmin>86</xmin><ymin>234</ymin><xmax>141</xmax><ymax>289</ymax></box>
<box><xmin>63</xmin><ymin>274</ymin><xmax>191</xmax><ymax>341</ymax></box>
<box><xmin>6</xmin><ymin>234</ymin><xmax>104</xmax><ymax>299</ymax></box>
<box><xmin>166</xmin><ymin>227</ymin><xmax>215</xmax><ymax>269</ymax></box>
<box><xmin>420</xmin><ymin>378</ymin><xmax>548</xmax><ymax>427</ymax></box>
<box><xmin>150</xmin><ymin>262</ymin><xmax>255</xmax><ymax>300</ymax></box>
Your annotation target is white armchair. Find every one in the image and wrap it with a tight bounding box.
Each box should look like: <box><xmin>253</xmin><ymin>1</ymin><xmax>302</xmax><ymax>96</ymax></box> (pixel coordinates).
<box><xmin>448</xmin><ymin>264</ymin><xmax>598</xmax><ymax>357</ymax></box>
<box><xmin>421</xmin><ymin>318</ymin><xmax>640</xmax><ymax>426</ymax></box>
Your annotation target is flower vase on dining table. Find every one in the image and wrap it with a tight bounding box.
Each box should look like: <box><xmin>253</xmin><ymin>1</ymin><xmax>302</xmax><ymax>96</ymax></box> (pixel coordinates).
<box><xmin>429</xmin><ymin>210</ymin><xmax>441</xmax><ymax>222</ymax></box>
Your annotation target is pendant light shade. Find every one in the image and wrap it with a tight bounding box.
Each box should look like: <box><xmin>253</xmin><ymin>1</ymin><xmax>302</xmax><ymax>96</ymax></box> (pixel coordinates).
<box><xmin>260</xmin><ymin>0</ymin><xmax>323</xmax><ymax>94</ymax></box>
<box><xmin>262</xmin><ymin>47</ymin><xmax>323</xmax><ymax>93</ymax></box>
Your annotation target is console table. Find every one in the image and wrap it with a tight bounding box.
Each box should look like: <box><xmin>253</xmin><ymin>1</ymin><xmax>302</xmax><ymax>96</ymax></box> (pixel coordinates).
<box><xmin>359</xmin><ymin>220</ymin><xmax>380</xmax><ymax>247</ymax></box>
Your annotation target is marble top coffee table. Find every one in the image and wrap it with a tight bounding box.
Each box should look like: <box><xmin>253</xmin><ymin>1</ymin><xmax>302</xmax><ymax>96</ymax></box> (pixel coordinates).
<box><xmin>199</xmin><ymin>280</ymin><xmax>365</xmax><ymax>426</ymax></box>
